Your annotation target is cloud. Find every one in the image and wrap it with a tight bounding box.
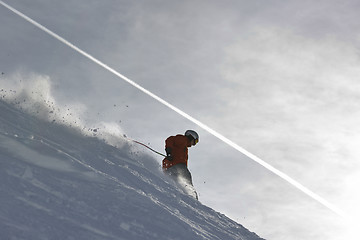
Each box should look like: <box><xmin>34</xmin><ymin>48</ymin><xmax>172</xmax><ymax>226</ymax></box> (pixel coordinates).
<box><xmin>218</xmin><ymin>26</ymin><xmax>360</xmax><ymax>219</ymax></box>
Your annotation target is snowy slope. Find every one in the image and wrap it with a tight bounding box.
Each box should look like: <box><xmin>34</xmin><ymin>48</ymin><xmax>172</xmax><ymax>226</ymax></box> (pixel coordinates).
<box><xmin>0</xmin><ymin>99</ymin><xmax>264</xmax><ymax>240</ymax></box>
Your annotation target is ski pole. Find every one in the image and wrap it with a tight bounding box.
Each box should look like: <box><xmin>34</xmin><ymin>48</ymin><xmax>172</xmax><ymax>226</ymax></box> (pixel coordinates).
<box><xmin>132</xmin><ymin>140</ymin><xmax>166</xmax><ymax>157</ymax></box>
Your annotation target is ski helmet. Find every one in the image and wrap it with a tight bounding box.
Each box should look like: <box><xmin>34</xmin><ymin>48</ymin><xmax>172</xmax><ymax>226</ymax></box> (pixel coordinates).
<box><xmin>185</xmin><ymin>130</ymin><xmax>199</xmax><ymax>145</ymax></box>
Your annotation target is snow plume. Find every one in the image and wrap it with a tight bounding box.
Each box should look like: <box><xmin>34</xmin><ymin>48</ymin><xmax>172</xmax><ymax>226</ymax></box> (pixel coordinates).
<box><xmin>0</xmin><ymin>71</ymin><xmax>126</xmax><ymax>148</ymax></box>
<box><xmin>0</xmin><ymin>71</ymin><xmax>85</xmax><ymax>124</ymax></box>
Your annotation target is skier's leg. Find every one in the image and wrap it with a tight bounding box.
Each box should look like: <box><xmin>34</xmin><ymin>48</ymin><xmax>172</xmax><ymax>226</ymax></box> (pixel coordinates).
<box><xmin>177</xmin><ymin>165</ymin><xmax>198</xmax><ymax>200</ymax></box>
<box><xmin>164</xmin><ymin>164</ymin><xmax>198</xmax><ymax>200</ymax></box>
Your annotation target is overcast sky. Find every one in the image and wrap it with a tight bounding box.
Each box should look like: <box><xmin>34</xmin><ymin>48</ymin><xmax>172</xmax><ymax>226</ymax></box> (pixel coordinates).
<box><xmin>1</xmin><ymin>0</ymin><xmax>360</xmax><ymax>239</ymax></box>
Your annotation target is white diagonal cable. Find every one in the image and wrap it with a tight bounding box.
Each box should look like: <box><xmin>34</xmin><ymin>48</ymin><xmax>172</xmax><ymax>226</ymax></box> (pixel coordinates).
<box><xmin>0</xmin><ymin>0</ymin><xmax>346</xmax><ymax>218</ymax></box>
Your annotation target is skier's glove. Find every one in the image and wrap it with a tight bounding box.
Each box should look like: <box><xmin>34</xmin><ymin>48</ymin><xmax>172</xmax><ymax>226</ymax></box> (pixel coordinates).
<box><xmin>165</xmin><ymin>147</ymin><xmax>173</xmax><ymax>161</ymax></box>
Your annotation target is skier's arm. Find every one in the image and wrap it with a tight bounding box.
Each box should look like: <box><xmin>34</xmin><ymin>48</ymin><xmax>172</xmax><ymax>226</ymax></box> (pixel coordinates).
<box><xmin>165</xmin><ymin>147</ymin><xmax>173</xmax><ymax>161</ymax></box>
<box><xmin>165</xmin><ymin>137</ymin><xmax>175</xmax><ymax>161</ymax></box>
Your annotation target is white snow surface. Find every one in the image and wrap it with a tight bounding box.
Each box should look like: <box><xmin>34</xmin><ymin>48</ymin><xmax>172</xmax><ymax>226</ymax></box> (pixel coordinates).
<box><xmin>0</xmin><ymin>99</ymin><xmax>264</xmax><ymax>240</ymax></box>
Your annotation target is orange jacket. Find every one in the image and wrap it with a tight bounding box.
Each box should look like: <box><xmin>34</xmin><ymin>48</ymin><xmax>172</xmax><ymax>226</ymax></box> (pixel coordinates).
<box><xmin>162</xmin><ymin>134</ymin><xmax>192</xmax><ymax>169</ymax></box>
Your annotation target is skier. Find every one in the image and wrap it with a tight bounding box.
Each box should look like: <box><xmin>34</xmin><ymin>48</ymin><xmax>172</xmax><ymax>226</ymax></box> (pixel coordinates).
<box><xmin>162</xmin><ymin>130</ymin><xmax>199</xmax><ymax>199</ymax></box>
